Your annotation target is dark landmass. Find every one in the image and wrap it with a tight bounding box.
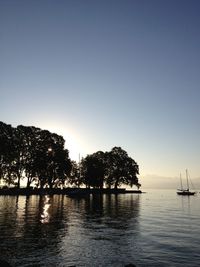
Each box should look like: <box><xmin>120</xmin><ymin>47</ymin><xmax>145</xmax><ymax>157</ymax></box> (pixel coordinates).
<box><xmin>0</xmin><ymin>187</ymin><xmax>143</xmax><ymax>196</ymax></box>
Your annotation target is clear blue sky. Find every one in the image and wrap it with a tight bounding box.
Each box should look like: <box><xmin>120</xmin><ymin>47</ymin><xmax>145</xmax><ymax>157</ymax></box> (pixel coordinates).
<box><xmin>1</xmin><ymin>0</ymin><xmax>200</xmax><ymax>178</ymax></box>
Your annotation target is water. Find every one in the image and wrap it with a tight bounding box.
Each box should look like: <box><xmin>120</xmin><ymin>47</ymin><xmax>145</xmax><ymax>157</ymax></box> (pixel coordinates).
<box><xmin>0</xmin><ymin>190</ymin><xmax>200</xmax><ymax>267</ymax></box>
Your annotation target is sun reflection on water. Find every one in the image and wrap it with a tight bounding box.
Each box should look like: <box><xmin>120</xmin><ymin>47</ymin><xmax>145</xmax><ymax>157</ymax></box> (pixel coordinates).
<box><xmin>40</xmin><ymin>196</ymin><xmax>51</xmax><ymax>224</ymax></box>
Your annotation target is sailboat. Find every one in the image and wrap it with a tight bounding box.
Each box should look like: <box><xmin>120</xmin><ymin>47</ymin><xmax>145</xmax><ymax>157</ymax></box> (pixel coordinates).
<box><xmin>177</xmin><ymin>170</ymin><xmax>196</xmax><ymax>195</ymax></box>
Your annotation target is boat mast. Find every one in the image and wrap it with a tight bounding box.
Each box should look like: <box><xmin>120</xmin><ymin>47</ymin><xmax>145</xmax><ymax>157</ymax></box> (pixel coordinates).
<box><xmin>186</xmin><ymin>169</ymin><xmax>189</xmax><ymax>190</ymax></box>
<box><xmin>180</xmin><ymin>173</ymin><xmax>183</xmax><ymax>190</ymax></box>
<box><xmin>79</xmin><ymin>153</ymin><xmax>82</xmax><ymax>179</ymax></box>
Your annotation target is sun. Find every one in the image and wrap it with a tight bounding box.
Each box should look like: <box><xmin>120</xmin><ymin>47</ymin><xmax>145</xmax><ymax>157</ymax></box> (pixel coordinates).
<box><xmin>64</xmin><ymin>133</ymin><xmax>84</xmax><ymax>161</ymax></box>
<box><xmin>38</xmin><ymin>121</ymin><xmax>87</xmax><ymax>162</ymax></box>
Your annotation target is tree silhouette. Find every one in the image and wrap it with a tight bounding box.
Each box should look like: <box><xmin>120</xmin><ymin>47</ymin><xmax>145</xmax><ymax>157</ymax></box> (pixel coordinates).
<box><xmin>0</xmin><ymin>121</ymin><xmax>140</xmax><ymax>190</ymax></box>
<box><xmin>80</xmin><ymin>147</ymin><xmax>140</xmax><ymax>189</ymax></box>
<box><xmin>31</xmin><ymin>129</ymin><xmax>71</xmax><ymax>189</ymax></box>
<box><xmin>68</xmin><ymin>161</ymin><xmax>84</xmax><ymax>187</ymax></box>
<box><xmin>0</xmin><ymin>122</ymin><xmax>72</xmax><ymax>189</ymax></box>
<box><xmin>105</xmin><ymin>147</ymin><xmax>140</xmax><ymax>189</ymax></box>
<box><xmin>0</xmin><ymin>122</ymin><xmax>16</xmax><ymax>186</ymax></box>
<box><xmin>81</xmin><ymin>151</ymin><xmax>106</xmax><ymax>188</ymax></box>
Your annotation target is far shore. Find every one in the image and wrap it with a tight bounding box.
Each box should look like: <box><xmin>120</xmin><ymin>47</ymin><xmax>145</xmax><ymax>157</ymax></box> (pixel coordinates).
<box><xmin>0</xmin><ymin>187</ymin><xmax>143</xmax><ymax>196</ymax></box>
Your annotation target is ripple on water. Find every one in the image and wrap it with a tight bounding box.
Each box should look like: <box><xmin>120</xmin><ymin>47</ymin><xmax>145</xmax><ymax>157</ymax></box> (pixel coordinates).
<box><xmin>0</xmin><ymin>192</ymin><xmax>200</xmax><ymax>266</ymax></box>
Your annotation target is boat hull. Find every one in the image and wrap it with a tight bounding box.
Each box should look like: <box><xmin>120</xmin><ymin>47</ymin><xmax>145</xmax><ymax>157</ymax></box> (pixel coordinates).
<box><xmin>177</xmin><ymin>191</ymin><xmax>195</xmax><ymax>195</ymax></box>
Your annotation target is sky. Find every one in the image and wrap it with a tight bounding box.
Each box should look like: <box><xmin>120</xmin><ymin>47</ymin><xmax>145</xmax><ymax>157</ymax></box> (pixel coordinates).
<box><xmin>1</xmin><ymin>0</ymin><xmax>200</xmax><ymax>185</ymax></box>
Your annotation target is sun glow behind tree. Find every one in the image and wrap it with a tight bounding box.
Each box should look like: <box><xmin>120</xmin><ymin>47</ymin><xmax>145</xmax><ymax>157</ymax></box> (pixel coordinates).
<box><xmin>36</xmin><ymin>122</ymin><xmax>88</xmax><ymax>162</ymax></box>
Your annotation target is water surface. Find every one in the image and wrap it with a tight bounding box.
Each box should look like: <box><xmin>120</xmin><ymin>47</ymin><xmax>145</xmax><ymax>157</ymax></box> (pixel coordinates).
<box><xmin>0</xmin><ymin>190</ymin><xmax>200</xmax><ymax>266</ymax></box>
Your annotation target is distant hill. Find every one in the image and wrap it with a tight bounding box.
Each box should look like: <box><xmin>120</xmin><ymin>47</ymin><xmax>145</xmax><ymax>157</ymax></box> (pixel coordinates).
<box><xmin>140</xmin><ymin>175</ymin><xmax>200</xmax><ymax>190</ymax></box>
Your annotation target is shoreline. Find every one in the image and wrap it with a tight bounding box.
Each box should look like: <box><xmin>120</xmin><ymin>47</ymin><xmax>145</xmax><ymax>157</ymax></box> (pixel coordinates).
<box><xmin>0</xmin><ymin>187</ymin><xmax>143</xmax><ymax>196</ymax></box>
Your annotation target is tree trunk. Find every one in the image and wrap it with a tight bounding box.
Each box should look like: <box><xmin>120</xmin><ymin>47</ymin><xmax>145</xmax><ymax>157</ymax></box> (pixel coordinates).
<box><xmin>26</xmin><ymin>177</ymin><xmax>31</xmax><ymax>188</ymax></box>
<box><xmin>17</xmin><ymin>174</ymin><xmax>20</xmax><ymax>188</ymax></box>
<box><xmin>49</xmin><ymin>180</ymin><xmax>53</xmax><ymax>189</ymax></box>
<box><xmin>114</xmin><ymin>181</ymin><xmax>118</xmax><ymax>190</ymax></box>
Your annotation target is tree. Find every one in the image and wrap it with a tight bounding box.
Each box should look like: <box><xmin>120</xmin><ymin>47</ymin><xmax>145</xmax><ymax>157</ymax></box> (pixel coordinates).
<box><xmin>0</xmin><ymin>121</ymin><xmax>72</xmax><ymax>189</ymax></box>
<box><xmin>68</xmin><ymin>161</ymin><xmax>83</xmax><ymax>187</ymax></box>
<box><xmin>81</xmin><ymin>151</ymin><xmax>106</xmax><ymax>188</ymax></box>
<box><xmin>105</xmin><ymin>147</ymin><xmax>140</xmax><ymax>189</ymax></box>
<box><xmin>0</xmin><ymin>121</ymin><xmax>141</xmax><ymax>190</ymax></box>
<box><xmin>34</xmin><ymin>130</ymin><xmax>72</xmax><ymax>189</ymax></box>
<box><xmin>0</xmin><ymin>122</ymin><xmax>16</xmax><ymax>186</ymax></box>
<box><xmin>23</xmin><ymin>126</ymin><xmax>41</xmax><ymax>188</ymax></box>
<box><xmin>14</xmin><ymin>125</ymin><xmax>41</xmax><ymax>188</ymax></box>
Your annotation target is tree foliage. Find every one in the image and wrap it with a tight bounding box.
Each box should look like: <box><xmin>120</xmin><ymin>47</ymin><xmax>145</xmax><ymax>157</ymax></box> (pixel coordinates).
<box><xmin>0</xmin><ymin>122</ymin><xmax>72</xmax><ymax>188</ymax></box>
<box><xmin>81</xmin><ymin>147</ymin><xmax>140</xmax><ymax>189</ymax></box>
<box><xmin>105</xmin><ymin>147</ymin><xmax>140</xmax><ymax>189</ymax></box>
<box><xmin>81</xmin><ymin>151</ymin><xmax>106</xmax><ymax>188</ymax></box>
<box><xmin>0</xmin><ymin>121</ymin><xmax>141</xmax><ymax>190</ymax></box>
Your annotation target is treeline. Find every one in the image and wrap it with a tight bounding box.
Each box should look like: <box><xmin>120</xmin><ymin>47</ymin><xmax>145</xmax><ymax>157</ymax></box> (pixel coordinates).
<box><xmin>0</xmin><ymin>121</ymin><xmax>140</xmax><ymax>189</ymax></box>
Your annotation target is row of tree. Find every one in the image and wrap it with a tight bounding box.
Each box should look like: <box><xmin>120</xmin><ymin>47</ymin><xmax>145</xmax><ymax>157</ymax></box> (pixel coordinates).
<box><xmin>0</xmin><ymin>121</ymin><xmax>140</xmax><ymax>189</ymax></box>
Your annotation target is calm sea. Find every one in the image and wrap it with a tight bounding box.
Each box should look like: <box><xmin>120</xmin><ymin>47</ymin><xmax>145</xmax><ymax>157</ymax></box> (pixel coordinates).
<box><xmin>0</xmin><ymin>189</ymin><xmax>200</xmax><ymax>267</ymax></box>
